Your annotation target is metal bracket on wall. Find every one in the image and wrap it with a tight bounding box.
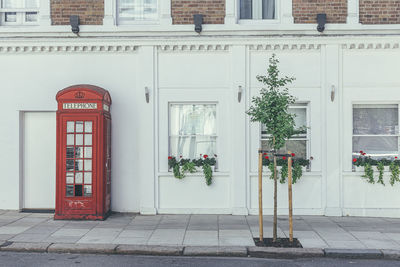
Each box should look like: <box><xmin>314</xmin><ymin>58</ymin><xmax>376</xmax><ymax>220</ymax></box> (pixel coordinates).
<box><xmin>145</xmin><ymin>87</ymin><xmax>150</xmax><ymax>103</ymax></box>
<box><xmin>331</xmin><ymin>85</ymin><xmax>335</xmax><ymax>102</ymax></box>
<box><xmin>238</xmin><ymin>85</ymin><xmax>243</xmax><ymax>103</ymax></box>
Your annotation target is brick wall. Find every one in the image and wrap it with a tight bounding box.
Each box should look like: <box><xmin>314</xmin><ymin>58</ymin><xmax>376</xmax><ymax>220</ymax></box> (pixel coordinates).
<box><xmin>293</xmin><ymin>0</ymin><xmax>347</xmax><ymax>23</ymax></box>
<box><xmin>51</xmin><ymin>0</ymin><xmax>104</xmax><ymax>25</ymax></box>
<box><xmin>171</xmin><ymin>0</ymin><xmax>225</xmax><ymax>24</ymax></box>
<box><xmin>359</xmin><ymin>0</ymin><xmax>400</xmax><ymax>24</ymax></box>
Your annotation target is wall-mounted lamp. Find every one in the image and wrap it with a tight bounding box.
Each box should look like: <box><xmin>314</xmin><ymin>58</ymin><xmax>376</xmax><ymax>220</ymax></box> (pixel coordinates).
<box><xmin>70</xmin><ymin>15</ymin><xmax>80</xmax><ymax>35</ymax></box>
<box><xmin>145</xmin><ymin>87</ymin><xmax>150</xmax><ymax>103</ymax></box>
<box><xmin>317</xmin><ymin>13</ymin><xmax>326</xmax><ymax>33</ymax></box>
<box><xmin>331</xmin><ymin>85</ymin><xmax>336</xmax><ymax>102</ymax></box>
<box><xmin>238</xmin><ymin>85</ymin><xmax>243</xmax><ymax>103</ymax></box>
<box><xmin>193</xmin><ymin>14</ymin><xmax>203</xmax><ymax>34</ymax></box>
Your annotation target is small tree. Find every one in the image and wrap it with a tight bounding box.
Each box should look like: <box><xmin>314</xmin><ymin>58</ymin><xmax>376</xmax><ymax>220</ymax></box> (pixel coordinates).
<box><xmin>247</xmin><ymin>54</ymin><xmax>296</xmax><ymax>242</ymax></box>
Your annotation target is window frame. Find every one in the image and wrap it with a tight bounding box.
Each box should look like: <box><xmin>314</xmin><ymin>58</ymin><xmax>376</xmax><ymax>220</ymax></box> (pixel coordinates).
<box><xmin>238</xmin><ymin>0</ymin><xmax>280</xmax><ymax>24</ymax></box>
<box><xmin>168</xmin><ymin>102</ymin><xmax>218</xmax><ymax>160</ymax></box>
<box><xmin>352</xmin><ymin>103</ymin><xmax>400</xmax><ymax>159</ymax></box>
<box><xmin>116</xmin><ymin>0</ymin><xmax>160</xmax><ymax>25</ymax></box>
<box><xmin>0</xmin><ymin>0</ymin><xmax>40</xmax><ymax>26</ymax></box>
<box><xmin>260</xmin><ymin>103</ymin><xmax>310</xmax><ymax>159</ymax></box>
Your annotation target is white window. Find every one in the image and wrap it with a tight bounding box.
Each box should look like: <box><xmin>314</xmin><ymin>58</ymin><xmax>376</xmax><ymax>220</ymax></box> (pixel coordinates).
<box><xmin>261</xmin><ymin>104</ymin><xmax>309</xmax><ymax>159</ymax></box>
<box><xmin>169</xmin><ymin>104</ymin><xmax>217</xmax><ymax>159</ymax></box>
<box><xmin>0</xmin><ymin>0</ymin><xmax>39</xmax><ymax>25</ymax></box>
<box><xmin>240</xmin><ymin>0</ymin><xmax>275</xmax><ymax>20</ymax></box>
<box><xmin>117</xmin><ymin>0</ymin><xmax>158</xmax><ymax>24</ymax></box>
<box><xmin>353</xmin><ymin>104</ymin><xmax>399</xmax><ymax>159</ymax></box>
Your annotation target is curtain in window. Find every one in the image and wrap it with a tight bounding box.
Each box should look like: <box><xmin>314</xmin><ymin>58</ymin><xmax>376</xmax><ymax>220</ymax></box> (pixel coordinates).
<box><xmin>240</xmin><ymin>0</ymin><xmax>252</xmax><ymax>19</ymax></box>
<box><xmin>262</xmin><ymin>0</ymin><xmax>275</xmax><ymax>19</ymax></box>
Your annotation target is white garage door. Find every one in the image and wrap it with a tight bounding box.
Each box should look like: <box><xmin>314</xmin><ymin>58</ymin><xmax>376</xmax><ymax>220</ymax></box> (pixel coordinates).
<box><xmin>23</xmin><ymin>112</ymin><xmax>56</xmax><ymax>209</ymax></box>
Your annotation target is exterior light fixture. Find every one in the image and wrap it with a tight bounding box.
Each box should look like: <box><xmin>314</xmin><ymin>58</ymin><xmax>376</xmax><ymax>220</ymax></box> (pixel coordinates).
<box><xmin>331</xmin><ymin>85</ymin><xmax>336</xmax><ymax>102</ymax></box>
<box><xmin>193</xmin><ymin>14</ymin><xmax>203</xmax><ymax>34</ymax></box>
<box><xmin>70</xmin><ymin>15</ymin><xmax>80</xmax><ymax>35</ymax></box>
<box><xmin>145</xmin><ymin>87</ymin><xmax>150</xmax><ymax>103</ymax></box>
<box><xmin>317</xmin><ymin>13</ymin><xmax>326</xmax><ymax>33</ymax></box>
<box><xmin>238</xmin><ymin>85</ymin><xmax>243</xmax><ymax>103</ymax></box>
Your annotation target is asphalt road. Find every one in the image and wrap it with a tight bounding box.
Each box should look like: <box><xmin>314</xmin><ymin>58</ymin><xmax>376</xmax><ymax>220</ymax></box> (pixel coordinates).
<box><xmin>0</xmin><ymin>252</ymin><xmax>399</xmax><ymax>267</ymax></box>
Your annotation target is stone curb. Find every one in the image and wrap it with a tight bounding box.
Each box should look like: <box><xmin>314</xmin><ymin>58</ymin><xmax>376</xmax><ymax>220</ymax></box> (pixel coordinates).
<box><xmin>0</xmin><ymin>242</ymin><xmax>51</xmax><ymax>252</ymax></box>
<box><xmin>47</xmin><ymin>243</ymin><xmax>117</xmax><ymax>254</ymax></box>
<box><xmin>324</xmin><ymin>248</ymin><xmax>383</xmax><ymax>259</ymax></box>
<box><xmin>248</xmin><ymin>247</ymin><xmax>324</xmax><ymax>259</ymax></box>
<box><xmin>382</xmin><ymin>250</ymin><xmax>400</xmax><ymax>260</ymax></box>
<box><xmin>183</xmin><ymin>246</ymin><xmax>247</xmax><ymax>257</ymax></box>
<box><xmin>115</xmin><ymin>245</ymin><xmax>183</xmax><ymax>256</ymax></box>
<box><xmin>0</xmin><ymin>242</ymin><xmax>399</xmax><ymax>260</ymax></box>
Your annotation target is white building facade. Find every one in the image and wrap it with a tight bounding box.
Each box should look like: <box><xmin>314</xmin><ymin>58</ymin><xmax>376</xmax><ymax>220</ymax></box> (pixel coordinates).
<box><xmin>1</xmin><ymin>0</ymin><xmax>400</xmax><ymax>217</ymax></box>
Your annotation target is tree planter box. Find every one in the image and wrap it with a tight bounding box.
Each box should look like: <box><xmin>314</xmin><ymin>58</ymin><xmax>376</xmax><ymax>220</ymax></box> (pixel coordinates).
<box><xmin>169</xmin><ymin>166</ymin><xmax>216</xmax><ymax>173</ymax></box>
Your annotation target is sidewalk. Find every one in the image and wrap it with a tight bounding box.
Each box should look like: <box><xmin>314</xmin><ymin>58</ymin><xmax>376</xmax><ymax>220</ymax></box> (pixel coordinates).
<box><xmin>0</xmin><ymin>210</ymin><xmax>400</xmax><ymax>259</ymax></box>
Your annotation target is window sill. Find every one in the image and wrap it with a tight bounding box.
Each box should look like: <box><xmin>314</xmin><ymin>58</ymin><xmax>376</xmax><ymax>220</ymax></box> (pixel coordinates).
<box><xmin>238</xmin><ymin>19</ymin><xmax>280</xmax><ymax>25</ymax></box>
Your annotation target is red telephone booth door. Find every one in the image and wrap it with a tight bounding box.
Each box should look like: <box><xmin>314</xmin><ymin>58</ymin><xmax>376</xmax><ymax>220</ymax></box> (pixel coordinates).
<box><xmin>61</xmin><ymin>116</ymin><xmax>97</xmax><ymax>214</ymax></box>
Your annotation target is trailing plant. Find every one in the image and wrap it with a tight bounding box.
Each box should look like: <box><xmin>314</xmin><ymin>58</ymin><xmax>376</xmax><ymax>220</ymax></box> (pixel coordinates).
<box><xmin>202</xmin><ymin>163</ymin><xmax>213</xmax><ymax>186</ymax></box>
<box><xmin>168</xmin><ymin>155</ymin><xmax>216</xmax><ymax>186</ymax></box>
<box><xmin>293</xmin><ymin>163</ymin><xmax>303</xmax><ymax>184</ymax></box>
<box><xmin>268</xmin><ymin>162</ymin><xmax>275</xmax><ymax>180</ymax></box>
<box><xmin>389</xmin><ymin>162</ymin><xmax>400</xmax><ymax>186</ymax></box>
<box><xmin>362</xmin><ymin>163</ymin><xmax>374</xmax><ymax>184</ymax></box>
<box><xmin>376</xmin><ymin>161</ymin><xmax>385</xmax><ymax>185</ymax></box>
<box><xmin>264</xmin><ymin>154</ymin><xmax>310</xmax><ymax>184</ymax></box>
<box><xmin>280</xmin><ymin>164</ymin><xmax>288</xmax><ymax>184</ymax></box>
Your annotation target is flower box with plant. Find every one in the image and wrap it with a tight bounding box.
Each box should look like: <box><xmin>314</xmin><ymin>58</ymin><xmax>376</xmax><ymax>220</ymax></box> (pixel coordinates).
<box><xmin>262</xmin><ymin>153</ymin><xmax>310</xmax><ymax>184</ymax></box>
<box><xmin>168</xmin><ymin>154</ymin><xmax>217</xmax><ymax>186</ymax></box>
<box><xmin>352</xmin><ymin>150</ymin><xmax>400</xmax><ymax>186</ymax></box>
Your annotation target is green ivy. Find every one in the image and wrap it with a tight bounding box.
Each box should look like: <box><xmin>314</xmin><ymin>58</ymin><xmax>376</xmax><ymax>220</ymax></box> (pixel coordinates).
<box><xmin>376</xmin><ymin>161</ymin><xmax>385</xmax><ymax>185</ymax></box>
<box><xmin>202</xmin><ymin>163</ymin><xmax>213</xmax><ymax>186</ymax></box>
<box><xmin>182</xmin><ymin>162</ymin><xmax>196</xmax><ymax>174</ymax></box>
<box><xmin>268</xmin><ymin>162</ymin><xmax>275</xmax><ymax>180</ymax></box>
<box><xmin>389</xmin><ymin>162</ymin><xmax>400</xmax><ymax>186</ymax></box>
<box><xmin>173</xmin><ymin>164</ymin><xmax>184</xmax><ymax>179</ymax></box>
<box><xmin>362</xmin><ymin>163</ymin><xmax>375</xmax><ymax>184</ymax></box>
<box><xmin>292</xmin><ymin>163</ymin><xmax>303</xmax><ymax>184</ymax></box>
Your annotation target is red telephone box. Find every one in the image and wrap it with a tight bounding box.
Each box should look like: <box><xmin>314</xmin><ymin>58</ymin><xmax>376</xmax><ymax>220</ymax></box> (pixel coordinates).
<box><xmin>55</xmin><ymin>85</ymin><xmax>112</xmax><ymax>220</ymax></box>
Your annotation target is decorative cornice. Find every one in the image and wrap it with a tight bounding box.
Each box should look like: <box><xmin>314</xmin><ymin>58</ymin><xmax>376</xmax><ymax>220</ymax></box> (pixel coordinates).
<box><xmin>0</xmin><ymin>45</ymin><xmax>138</xmax><ymax>53</ymax></box>
<box><xmin>157</xmin><ymin>44</ymin><xmax>229</xmax><ymax>51</ymax></box>
<box><xmin>342</xmin><ymin>43</ymin><xmax>400</xmax><ymax>49</ymax></box>
<box><xmin>249</xmin><ymin>44</ymin><xmax>321</xmax><ymax>50</ymax></box>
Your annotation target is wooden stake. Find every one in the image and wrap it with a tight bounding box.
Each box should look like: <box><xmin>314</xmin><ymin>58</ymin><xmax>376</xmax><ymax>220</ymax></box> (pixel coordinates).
<box><xmin>258</xmin><ymin>151</ymin><xmax>263</xmax><ymax>242</ymax></box>
<box><xmin>288</xmin><ymin>151</ymin><xmax>294</xmax><ymax>243</ymax></box>
<box><xmin>273</xmin><ymin>155</ymin><xmax>277</xmax><ymax>242</ymax></box>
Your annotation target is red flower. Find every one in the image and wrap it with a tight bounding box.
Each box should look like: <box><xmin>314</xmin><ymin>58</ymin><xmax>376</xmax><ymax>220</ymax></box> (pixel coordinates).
<box><xmin>291</xmin><ymin>153</ymin><xmax>295</xmax><ymax>157</ymax></box>
<box><xmin>359</xmin><ymin>150</ymin><xmax>364</xmax><ymax>154</ymax></box>
<box><xmin>282</xmin><ymin>156</ymin><xmax>286</xmax><ymax>160</ymax></box>
<box><xmin>168</xmin><ymin>156</ymin><xmax>172</xmax><ymax>160</ymax></box>
<box><xmin>263</xmin><ymin>153</ymin><xmax>267</xmax><ymax>155</ymax></box>
<box><xmin>265</xmin><ymin>156</ymin><xmax>269</xmax><ymax>159</ymax></box>
<box><xmin>179</xmin><ymin>155</ymin><xmax>183</xmax><ymax>158</ymax></box>
<box><xmin>214</xmin><ymin>154</ymin><xmax>217</xmax><ymax>157</ymax></box>
<box><xmin>396</xmin><ymin>157</ymin><xmax>398</xmax><ymax>159</ymax></box>
<box><xmin>353</xmin><ymin>158</ymin><xmax>357</xmax><ymax>163</ymax></box>
<box><xmin>203</xmin><ymin>154</ymin><xmax>208</xmax><ymax>159</ymax></box>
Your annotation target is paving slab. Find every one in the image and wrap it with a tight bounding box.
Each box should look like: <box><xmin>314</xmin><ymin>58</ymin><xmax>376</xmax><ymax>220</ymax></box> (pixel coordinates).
<box><xmin>183</xmin><ymin>230</ymin><xmax>218</xmax><ymax>246</ymax></box>
<box><xmin>326</xmin><ymin>240</ymin><xmax>367</xmax><ymax>249</ymax></box>
<box><xmin>324</xmin><ymin>248</ymin><xmax>383</xmax><ymax>259</ymax></box>
<box><xmin>48</xmin><ymin>243</ymin><xmax>117</xmax><ymax>254</ymax></box>
<box><xmin>147</xmin><ymin>229</ymin><xmax>186</xmax><ymax>246</ymax></box>
<box><xmin>116</xmin><ymin>245</ymin><xmax>183</xmax><ymax>256</ymax></box>
<box><xmin>248</xmin><ymin>247</ymin><xmax>324</xmax><ymax>259</ymax></box>
<box><xmin>0</xmin><ymin>242</ymin><xmax>51</xmax><ymax>252</ymax></box>
<box><xmin>219</xmin><ymin>230</ymin><xmax>254</xmax><ymax>246</ymax></box>
<box><xmin>183</xmin><ymin>246</ymin><xmax>247</xmax><ymax>257</ymax></box>
<box><xmin>51</xmin><ymin>228</ymin><xmax>91</xmax><ymax>237</ymax></box>
<box><xmin>0</xmin><ymin>226</ymin><xmax>31</xmax><ymax>235</ymax></box>
<box><xmin>9</xmin><ymin>233</ymin><xmax>49</xmax><ymax>242</ymax></box>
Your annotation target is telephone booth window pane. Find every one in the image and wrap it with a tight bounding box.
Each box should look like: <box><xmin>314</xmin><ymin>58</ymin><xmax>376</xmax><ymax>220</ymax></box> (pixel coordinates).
<box><xmin>84</xmin><ymin>172</ymin><xmax>92</xmax><ymax>184</ymax></box>
<box><xmin>84</xmin><ymin>185</ymin><xmax>92</xmax><ymax>197</ymax></box>
<box><xmin>75</xmin><ymin>147</ymin><xmax>84</xmax><ymax>158</ymax></box>
<box><xmin>75</xmin><ymin>172</ymin><xmax>83</xmax><ymax>184</ymax></box>
<box><xmin>75</xmin><ymin>185</ymin><xmax>83</xmax><ymax>196</ymax></box>
<box><xmin>84</xmin><ymin>160</ymin><xmax>92</xmax><ymax>171</ymax></box>
<box><xmin>67</xmin><ymin>121</ymin><xmax>75</xmax><ymax>133</ymax></box>
<box><xmin>66</xmin><ymin>173</ymin><xmax>74</xmax><ymax>184</ymax></box>
<box><xmin>76</xmin><ymin>134</ymin><xmax>83</xmax><ymax>146</ymax></box>
<box><xmin>85</xmin><ymin>121</ymin><xmax>92</xmax><ymax>133</ymax></box>
<box><xmin>75</xmin><ymin>160</ymin><xmax>83</xmax><ymax>171</ymax></box>
<box><xmin>84</xmin><ymin>147</ymin><xmax>92</xmax><ymax>158</ymax></box>
<box><xmin>66</xmin><ymin>160</ymin><xmax>74</xmax><ymax>171</ymax></box>
<box><xmin>67</xmin><ymin>134</ymin><xmax>75</xmax><ymax>145</ymax></box>
<box><xmin>76</xmin><ymin>121</ymin><xmax>84</xmax><ymax>133</ymax></box>
<box><xmin>85</xmin><ymin>134</ymin><xmax>92</xmax><ymax>146</ymax></box>
<box><xmin>66</xmin><ymin>147</ymin><xmax>74</xmax><ymax>158</ymax></box>
<box><xmin>66</xmin><ymin>185</ymin><xmax>74</xmax><ymax>196</ymax></box>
